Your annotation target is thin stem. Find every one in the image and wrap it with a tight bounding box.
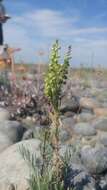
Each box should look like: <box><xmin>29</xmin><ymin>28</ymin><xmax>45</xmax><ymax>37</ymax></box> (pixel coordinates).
<box><xmin>41</xmin><ymin>131</ymin><xmax>47</xmax><ymax>176</ymax></box>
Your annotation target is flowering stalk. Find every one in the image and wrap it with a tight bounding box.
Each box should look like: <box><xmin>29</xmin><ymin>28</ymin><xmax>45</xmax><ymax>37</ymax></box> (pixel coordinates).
<box><xmin>45</xmin><ymin>40</ymin><xmax>72</xmax><ymax>180</ymax></box>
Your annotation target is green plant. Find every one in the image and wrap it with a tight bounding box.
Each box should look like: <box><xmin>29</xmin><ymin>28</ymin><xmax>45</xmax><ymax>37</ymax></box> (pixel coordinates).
<box><xmin>20</xmin><ymin>40</ymin><xmax>72</xmax><ymax>190</ymax></box>
<box><xmin>19</xmin><ymin>143</ymin><xmax>71</xmax><ymax>190</ymax></box>
<box><xmin>44</xmin><ymin>40</ymin><xmax>71</xmax><ymax>179</ymax></box>
<box><xmin>45</xmin><ymin>40</ymin><xmax>71</xmax><ymax>111</ymax></box>
<box><xmin>19</xmin><ymin>145</ymin><xmax>73</xmax><ymax>190</ymax></box>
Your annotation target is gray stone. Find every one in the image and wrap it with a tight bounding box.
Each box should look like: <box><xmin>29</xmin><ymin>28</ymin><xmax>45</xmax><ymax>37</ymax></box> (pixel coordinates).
<box><xmin>59</xmin><ymin>129</ymin><xmax>71</xmax><ymax>143</ymax></box>
<box><xmin>0</xmin><ymin>120</ymin><xmax>25</xmax><ymax>143</ymax></box>
<box><xmin>93</xmin><ymin>118</ymin><xmax>107</xmax><ymax>131</ymax></box>
<box><xmin>81</xmin><ymin>145</ymin><xmax>107</xmax><ymax>174</ymax></box>
<box><xmin>60</xmin><ymin>96</ymin><xmax>80</xmax><ymax>113</ymax></box>
<box><xmin>22</xmin><ymin>129</ymin><xmax>33</xmax><ymax>140</ymax></box>
<box><xmin>100</xmin><ymin>138</ymin><xmax>107</xmax><ymax>147</ymax></box>
<box><xmin>63</xmin><ymin>111</ymin><xmax>75</xmax><ymax>117</ymax></box>
<box><xmin>98</xmin><ymin>176</ymin><xmax>107</xmax><ymax>190</ymax></box>
<box><xmin>0</xmin><ymin>132</ymin><xmax>13</xmax><ymax>153</ymax></box>
<box><xmin>62</xmin><ymin>117</ymin><xmax>76</xmax><ymax>130</ymax></box>
<box><xmin>60</xmin><ymin>142</ymin><xmax>82</xmax><ymax>165</ymax></box>
<box><xmin>79</xmin><ymin>97</ymin><xmax>98</xmax><ymax>110</ymax></box>
<box><xmin>0</xmin><ymin>108</ymin><xmax>9</xmax><ymax>122</ymax></box>
<box><xmin>77</xmin><ymin>113</ymin><xmax>94</xmax><ymax>122</ymax></box>
<box><xmin>0</xmin><ymin>139</ymin><xmax>41</xmax><ymax>190</ymax></box>
<box><xmin>81</xmin><ymin>108</ymin><xmax>93</xmax><ymax>114</ymax></box>
<box><xmin>22</xmin><ymin>125</ymin><xmax>47</xmax><ymax>141</ymax></box>
<box><xmin>97</xmin><ymin>132</ymin><xmax>107</xmax><ymax>146</ymax></box>
<box><xmin>74</xmin><ymin>123</ymin><xmax>97</xmax><ymax>136</ymax></box>
<box><xmin>33</xmin><ymin>125</ymin><xmax>48</xmax><ymax>139</ymax></box>
<box><xmin>64</xmin><ymin>163</ymin><xmax>96</xmax><ymax>190</ymax></box>
<box><xmin>93</xmin><ymin>108</ymin><xmax>107</xmax><ymax>117</ymax></box>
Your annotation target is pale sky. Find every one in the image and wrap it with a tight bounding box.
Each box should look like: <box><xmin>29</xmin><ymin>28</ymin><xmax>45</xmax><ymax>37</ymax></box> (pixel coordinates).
<box><xmin>3</xmin><ymin>0</ymin><xmax>107</xmax><ymax>67</ymax></box>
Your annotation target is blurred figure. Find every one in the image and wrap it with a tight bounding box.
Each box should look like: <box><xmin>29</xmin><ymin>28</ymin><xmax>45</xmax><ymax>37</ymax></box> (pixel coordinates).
<box><xmin>0</xmin><ymin>0</ymin><xmax>6</xmax><ymax>45</ymax></box>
